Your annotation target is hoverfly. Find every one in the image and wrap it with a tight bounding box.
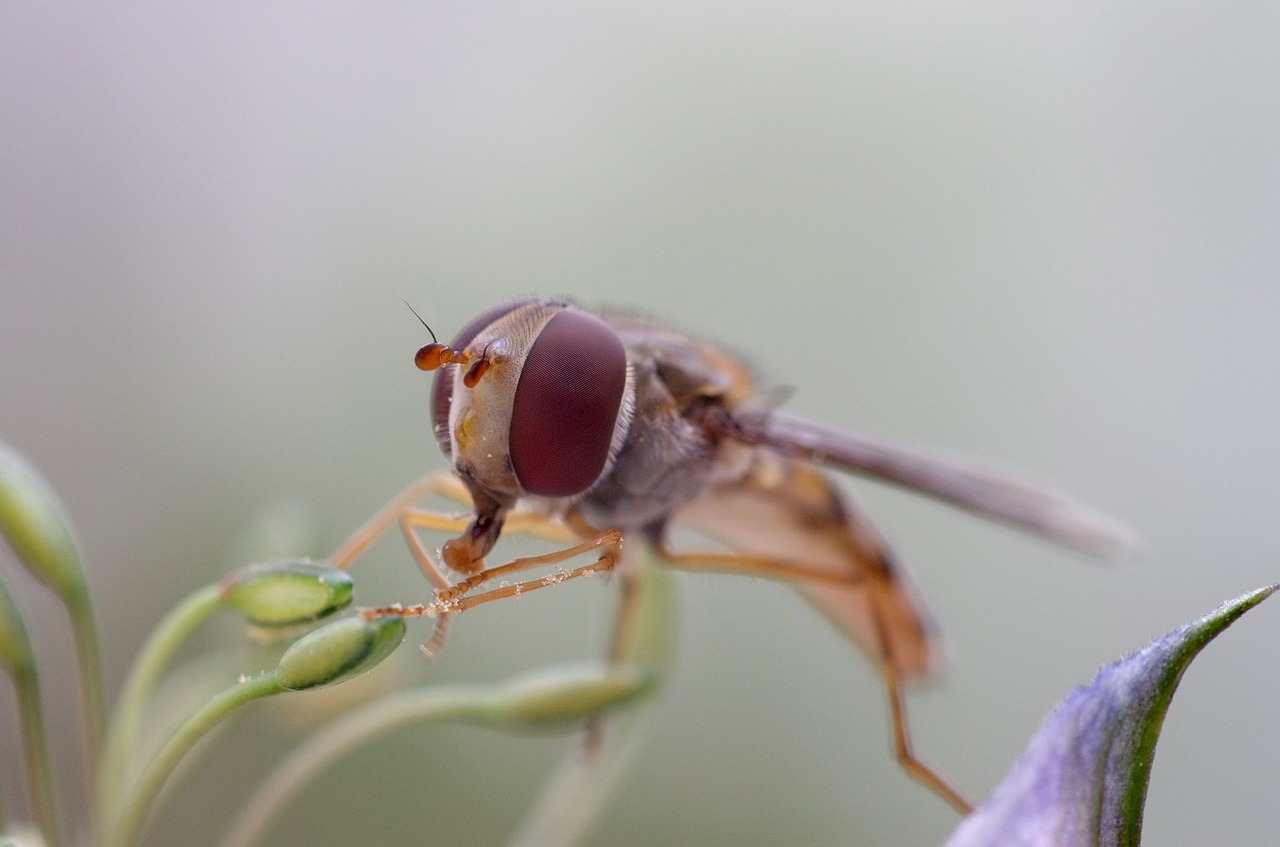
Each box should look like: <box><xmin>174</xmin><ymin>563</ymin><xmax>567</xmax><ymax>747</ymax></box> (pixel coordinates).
<box><xmin>331</xmin><ymin>297</ymin><xmax>1135</xmax><ymax>813</ymax></box>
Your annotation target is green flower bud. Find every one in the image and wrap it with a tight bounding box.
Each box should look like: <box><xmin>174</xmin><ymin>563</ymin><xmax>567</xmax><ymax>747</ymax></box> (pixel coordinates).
<box><xmin>0</xmin><ymin>441</ymin><xmax>84</xmax><ymax>599</ymax></box>
<box><xmin>220</xmin><ymin>560</ymin><xmax>355</xmax><ymax>626</ymax></box>
<box><xmin>482</xmin><ymin>661</ymin><xmax>656</xmax><ymax>727</ymax></box>
<box><xmin>275</xmin><ymin>614</ymin><xmax>405</xmax><ymax>691</ymax></box>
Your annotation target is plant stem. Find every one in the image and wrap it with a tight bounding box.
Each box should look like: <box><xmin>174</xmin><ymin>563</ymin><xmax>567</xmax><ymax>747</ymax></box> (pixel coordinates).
<box><xmin>99</xmin><ymin>584</ymin><xmax>222</xmax><ymax>826</ymax></box>
<box><xmin>503</xmin><ymin>709</ymin><xmax>648</xmax><ymax>847</ymax></box>
<box><xmin>505</xmin><ymin>558</ymin><xmax>676</xmax><ymax>847</ymax></box>
<box><xmin>216</xmin><ymin>684</ymin><xmax>488</xmax><ymax>847</ymax></box>
<box><xmin>14</xmin><ymin>664</ymin><xmax>66</xmax><ymax>847</ymax></box>
<box><xmin>65</xmin><ymin>585</ymin><xmax>106</xmax><ymax>812</ymax></box>
<box><xmin>221</xmin><ymin>555</ymin><xmax>676</xmax><ymax>847</ymax></box>
<box><xmin>107</xmin><ymin>671</ymin><xmax>285</xmax><ymax>847</ymax></box>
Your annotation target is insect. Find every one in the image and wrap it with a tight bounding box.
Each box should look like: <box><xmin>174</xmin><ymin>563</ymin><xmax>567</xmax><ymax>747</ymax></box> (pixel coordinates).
<box><xmin>330</xmin><ymin>296</ymin><xmax>1135</xmax><ymax>813</ymax></box>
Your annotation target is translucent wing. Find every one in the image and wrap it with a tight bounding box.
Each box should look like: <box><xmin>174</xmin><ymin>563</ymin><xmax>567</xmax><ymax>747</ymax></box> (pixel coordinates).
<box><xmin>755</xmin><ymin>413</ymin><xmax>1139</xmax><ymax>561</ymax></box>
<box><xmin>672</xmin><ymin>447</ymin><xmax>940</xmax><ymax>679</ymax></box>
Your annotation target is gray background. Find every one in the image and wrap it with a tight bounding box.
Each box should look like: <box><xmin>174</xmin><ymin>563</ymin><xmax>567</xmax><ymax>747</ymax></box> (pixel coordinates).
<box><xmin>2</xmin><ymin>3</ymin><xmax>1278</xmax><ymax>846</ymax></box>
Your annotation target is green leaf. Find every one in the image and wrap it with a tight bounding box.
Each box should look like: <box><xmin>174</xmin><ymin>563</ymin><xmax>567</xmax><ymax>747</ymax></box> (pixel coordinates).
<box><xmin>945</xmin><ymin>584</ymin><xmax>1276</xmax><ymax>847</ymax></box>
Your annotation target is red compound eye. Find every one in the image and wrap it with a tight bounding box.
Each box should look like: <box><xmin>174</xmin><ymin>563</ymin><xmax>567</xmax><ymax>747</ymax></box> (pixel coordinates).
<box><xmin>508</xmin><ymin>309</ymin><xmax>627</xmax><ymax>497</ymax></box>
<box><xmin>429</xmin><ymin>299</ymin><xmax>535</xmax><ymax>457</ymax></box>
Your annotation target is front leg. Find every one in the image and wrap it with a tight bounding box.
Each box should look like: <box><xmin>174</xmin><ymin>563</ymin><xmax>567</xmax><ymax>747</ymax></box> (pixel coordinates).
<box><xmin>365</xmin><ymin>528</ymin><xmax>622</xmax><ymax>619</ymax></box>
<box><xmin>361</xmin><ymin>526</ymin><xmax>622</xmax><ymax>656</ymax></box>
<box><xmin>332</xmin><ymin>470</ymin><xmax>579</xmax><ymax>654</ymax></box>
<box><xmin>328</xmin><ymin>470</ymin><xmax>576</xmax><ymax>574</ymax></box>
<box><xmin>328</xmin><ymin>471</ymin><xmax>468</xmax><ymax>571</ymax></box>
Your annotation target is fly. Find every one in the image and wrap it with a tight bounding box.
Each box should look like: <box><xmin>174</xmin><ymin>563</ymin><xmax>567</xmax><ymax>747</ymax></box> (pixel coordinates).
<box><xmin>330</xmin><ymin>296</ymin><xmax>1137</xmax><ymax>813</ymax></box>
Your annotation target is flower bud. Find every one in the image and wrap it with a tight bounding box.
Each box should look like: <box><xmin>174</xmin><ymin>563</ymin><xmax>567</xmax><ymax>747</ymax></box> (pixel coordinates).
<box><xmin>275</xmin><ymin>614</ymin><xmax>405</xmax><ymax>691</ymax></box>
<box><xmin>220</xmin><ymin>560</ymin><xmax>354</xmax><ymax>626</ymax></box>
<box><xmin>482</xmin><ymin>661</ymin><xmax>656</xmax><ymax>727</ymax></box>
<box><xmin>0</xmin><ymin>441</ymin><xmax>85</xmax><ymax>600</ymax></box>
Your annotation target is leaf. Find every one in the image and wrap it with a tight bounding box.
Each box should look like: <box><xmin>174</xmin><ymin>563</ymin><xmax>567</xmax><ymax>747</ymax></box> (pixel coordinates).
<box><xmin>944</xmin><ymin>584</ymin><xmax>1277</xmax><ymax>847</ymax></box>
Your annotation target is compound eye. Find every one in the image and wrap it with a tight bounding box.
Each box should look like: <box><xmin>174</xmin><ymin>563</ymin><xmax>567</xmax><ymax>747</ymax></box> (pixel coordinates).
<box><xmin>430</xmin><ymin>299</ymin><xmax>536</xmax><ymax>457</ymax></box>
<box><xmin>509</xmin><ymin>309</ymin><xmax>627</xmax><ymax>497</ymax></box>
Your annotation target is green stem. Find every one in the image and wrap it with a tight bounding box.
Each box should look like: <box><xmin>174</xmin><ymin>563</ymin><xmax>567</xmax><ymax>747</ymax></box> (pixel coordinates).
<box><xmin>99</xmin><ymin>585</ymin><xmax>223</xmax><ymax>828</ymax></box>
<box><xmin>506</xmin><ymin>555</ymin><xmax>676</xmax><ymax>847</ymax></box>
<box><xmin>215</xmin><ymin>684</ymin><xmax>490</xmax><ymax>847</ymax></box>
<box><xmin>221</xmin><ymin>554</ymin><xmax>675</xmax><ymax>847</ymax></box>
<box><xmin>14</xmin><ymin>664</ymin><xmax>66</xmax><ymax>847</ymax></box>
<box><xmin>65</xmin><ymin>585</ymin><xmax>106</xmax><ymax>806</ymax></box>
<box><xmin>503</xmin><ymin>707</ymin><xmax>649</xmax><ymax>847</ymax></box>
<box><xmin>107</xmin><ymin>672</ymin><xmax>285</xmax><ymax>847</ymax></box>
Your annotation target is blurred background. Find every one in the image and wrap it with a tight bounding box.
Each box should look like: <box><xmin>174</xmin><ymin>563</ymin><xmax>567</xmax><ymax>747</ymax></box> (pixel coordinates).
<box><xmin>2</xmin><ymin>3</ymin><xmax>1278</xmax><ymax>846</ymax></box>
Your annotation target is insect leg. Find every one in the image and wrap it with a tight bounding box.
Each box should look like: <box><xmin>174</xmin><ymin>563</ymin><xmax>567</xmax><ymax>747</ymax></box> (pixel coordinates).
<box><xmin>395</xmin><ymin>507</ymin><xmax>583</xmax><ymax>586</ymax></box>
<box><xmin>652</xmin><ymin>546</ymin><xmax>860</xmax><ymax>588</ymax></box>
<box><xmin>883</xmin><ymin>659</ymin><xmax>972</xmax><ymax>814</ymax></box>
<box><xmin>394</xmin><ymin>509</ymin><xmax>470</xmax><ymax>655</ymax></box>
<box><xmin>331</xmin><ymin>471</ymin><xmax>578</xmax><ymax>653</ymax></box>
<box><xmin>363</xmin><ymin>529</ymin><xmax>622</xmax><ymax>618</ymax></box>
<box><xmin>653</xmin><ymin>543</ymin><xmax>971</xmax><ymax>814</ymax></box>
<box><xmin>328</xmin><ymin>471</ymin><xmax>462</xmax><ymax>570</ymax></box>
<box><xmin>434</xmin><ymin>530</ymin><xmax>622</xmax><ymax>604</ymax></box>
<box><xmin>328</xmin><ymin>470</ymin><xmax>575</xmax><ymax>571</ymax></box>
<box><xmin>581</xmin><ymin>557</ymin><xmax>645</xmax><ymax>757</ymax></box>
<box><xmin>606</xmin><ymin>566</ymin><xmax>642</xmax><ymax>663</ymax></box>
